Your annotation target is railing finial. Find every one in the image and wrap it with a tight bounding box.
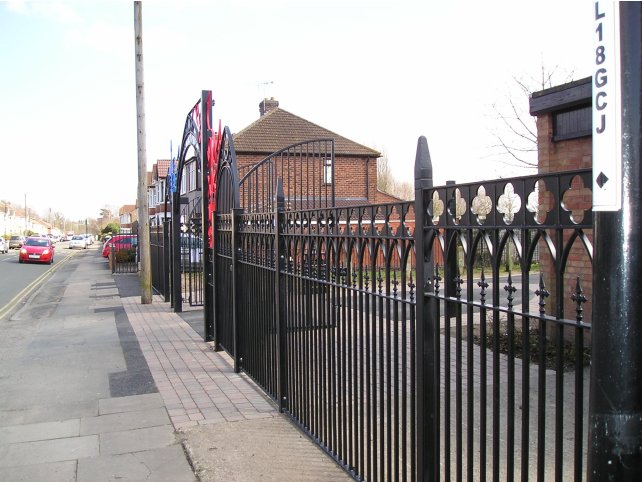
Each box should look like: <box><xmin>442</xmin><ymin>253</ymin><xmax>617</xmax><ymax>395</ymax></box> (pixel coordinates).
<box><xmin>414</xmin><ymin>136</ymin><xmax>433</xmax><ymax>190</ymax></box>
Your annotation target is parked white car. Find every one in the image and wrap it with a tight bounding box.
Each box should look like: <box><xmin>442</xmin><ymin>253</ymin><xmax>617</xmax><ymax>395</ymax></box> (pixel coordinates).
<box><xmin>69</xmin><ymin>235</ymin><xmax>87</xmax><ymax>249</ymax></box>
<box><xmin>0</xmin><ymin>238</ymin><xmax>7</xmax><ymax>254</ymax></box>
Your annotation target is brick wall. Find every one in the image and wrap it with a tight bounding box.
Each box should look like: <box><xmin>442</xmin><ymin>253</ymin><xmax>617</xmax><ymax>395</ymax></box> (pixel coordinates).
<box><xmin>535</xmin><ymin>113</ymin><xmax>593</xmax><ymax>332</ymax></box>
<box><xmin>536</xmin><ymin>115</ymin><xmax>592</xmax><ymax>172</ymax></box>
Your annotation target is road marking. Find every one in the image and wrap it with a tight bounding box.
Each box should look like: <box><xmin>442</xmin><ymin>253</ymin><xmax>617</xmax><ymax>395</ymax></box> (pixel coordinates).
<box><xmin>0</xmin><ymin>250</ymin><xmax>77</xmax><ymax>321</ymax></box>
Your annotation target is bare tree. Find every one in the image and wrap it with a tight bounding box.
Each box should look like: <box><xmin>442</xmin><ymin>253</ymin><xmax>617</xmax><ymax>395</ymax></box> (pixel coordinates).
<box><xmin>490</xmin><ymin>64</ymin><xmax>575</xmax><ymax>169</ymax></box>
<box><xmin>53</xmin><ymin>211</ymin><xmax>65</xmax><ymax>230</ymax></box>
<box><xmin>377</xmin><ymin>149</ymin><xmax>395</xmax><ymax>193</ymax></box>
<box><xmin>377</xmin><ymin>150</ymin><xmax>414</xmax><ymax>201</ymax></box>
<box><xmin>100</xmin><ymin>206</ymin><xmax>113</xmax><ymax>219</ymax></box>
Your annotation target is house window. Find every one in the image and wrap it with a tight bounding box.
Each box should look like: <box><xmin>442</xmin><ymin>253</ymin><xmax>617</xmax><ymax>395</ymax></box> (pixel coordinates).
<box><xmin>553</xmin><ymin>105</ymin><xmax>591</xmax><ymax>141</ymax></box>
<box><xmin>188</xmin><ymin>162</ymin><xmax>197</xmax><ymax>192</ymax></box>
<box><xmin>180</xmin><ymin>172</ymin><xmax>187</xmax><ymax>194</ymax></box>
<box><xmin>159</xmin><ymin>181</ymin><xmax>165</xmax><ymax>202</ymax></box>
<box><xmin>324</xmin><ymin>158</ymin><xmax>333</xmax><ymax>184</ymax></box>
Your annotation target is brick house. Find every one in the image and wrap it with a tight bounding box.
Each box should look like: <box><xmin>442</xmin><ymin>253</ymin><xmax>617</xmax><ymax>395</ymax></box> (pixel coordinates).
<box><xmin>529</xmin><ymin>76</ymin><xmax>592</xmax><ymax>325</ymax></box>
<box><xmin>147</xmin><ymin>160</ymin><xmax>171</xmax><ymax>226</ymax></box>
<box><xmin>233</xmin><ymin>98</ymin><xmax>404</xmax><ymax>208</ymax></box>
<box><xmin>118</xmin><ymin>204</ymin><xmax>138</xmax><ymax>233</ymax></box>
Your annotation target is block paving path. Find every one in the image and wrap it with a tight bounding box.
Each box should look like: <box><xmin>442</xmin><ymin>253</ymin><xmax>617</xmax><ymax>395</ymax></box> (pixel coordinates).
<box><xmin>122</xmin><ymin>295</ymin><xmax>351</xmax><ymax>481</ymax></box>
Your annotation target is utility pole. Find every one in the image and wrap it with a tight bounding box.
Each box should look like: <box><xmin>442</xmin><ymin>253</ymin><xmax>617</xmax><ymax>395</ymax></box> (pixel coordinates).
<box><xmin>134</xmin><ymin>1</ymin><xmax>152</xmax><ymax>304</ymax></box>
<box><xmin>3</xmin><ymin>201</ymin><xmax>8</xmax><ymax>240</ymax></box>
<box><xmin>588</xmin><ymin>1</ymin><xmax>642</xmax><ymax>479</ymax></box>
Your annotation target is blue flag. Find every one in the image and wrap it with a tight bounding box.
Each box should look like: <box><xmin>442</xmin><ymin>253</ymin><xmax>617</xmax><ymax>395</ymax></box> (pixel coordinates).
<box><xmin>168</xmin><ymin>159</ymin><xmax>177</xmax><ymax>194</ymax></box>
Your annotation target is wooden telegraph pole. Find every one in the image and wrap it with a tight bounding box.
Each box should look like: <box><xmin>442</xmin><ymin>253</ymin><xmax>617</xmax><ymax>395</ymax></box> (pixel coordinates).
<box><xmin>134</xmin><ymin>1</ymin><xmax>152</xmax><ymax>304</ymax></box>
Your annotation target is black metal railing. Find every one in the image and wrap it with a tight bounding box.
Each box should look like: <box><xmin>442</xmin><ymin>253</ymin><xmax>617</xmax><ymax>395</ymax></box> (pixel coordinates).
<box><xmin>214</xmin><ymin>177</ymin><xmax>417</xmax><ymax>480</ymax></box>
<box><xmin>150</xmin><ymin>222</ymin><xmax>170</xmax><ymax>299</ymax></box>
<box><xmin>211</xmin><ymin>135</ymin><xmax>594</xmax><ymax>481</ymax></box>
<box><xmin>281</xmin><ymin>200</ymin><xmax>417</xmax><ymax>481</ymax></box>
<box><xmin>415</xmin><ymin>135</ymin><xmax>593</xmax><ymax>481</ymax></box>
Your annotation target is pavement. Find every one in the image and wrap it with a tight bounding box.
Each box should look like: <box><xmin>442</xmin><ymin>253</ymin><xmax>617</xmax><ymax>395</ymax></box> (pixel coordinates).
<box><xmin>0</xmin><ymin>246</ymin><xmax>351</xmax><ymax>481</ymax></box>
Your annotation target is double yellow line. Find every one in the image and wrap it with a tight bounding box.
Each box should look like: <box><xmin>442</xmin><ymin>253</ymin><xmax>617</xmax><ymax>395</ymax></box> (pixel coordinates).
<box><xmin>0</xmin><ymin>251</ymin><xmax>76</xmax><ymax>321</ymax></box>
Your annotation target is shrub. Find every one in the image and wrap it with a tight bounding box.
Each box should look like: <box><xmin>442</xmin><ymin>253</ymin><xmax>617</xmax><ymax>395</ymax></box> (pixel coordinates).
<box><xmin>115</xmin><ymin>247</ymin><xmax>136</xmax><ymax>263</ymax></box>
<box><xmin>101</xmin><ymin>223</ymin><xmax>120</xmax><ymax>235</ymax></box>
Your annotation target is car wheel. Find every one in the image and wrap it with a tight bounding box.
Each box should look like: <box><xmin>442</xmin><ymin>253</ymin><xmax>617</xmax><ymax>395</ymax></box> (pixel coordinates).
<box><xmin>19</xmin><ymin>258</ymin><xmax>23</xmax><ymax>263</ymax></box>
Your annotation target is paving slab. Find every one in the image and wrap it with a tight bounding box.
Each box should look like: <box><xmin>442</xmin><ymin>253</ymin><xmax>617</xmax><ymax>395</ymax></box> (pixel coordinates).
<box><xmin>80</xmin><ymin>407</ymin><xmax>170</xmax><ymax>435</ymax></box>
<box><xmin>77</xmin><ymin>444</ymin><xmax>195</xmax><ymax>482</ymax></box>
<box><xmin>0</xmin><ymin>419</ymin><xmax>79</xmax><ymax>444</ymax></box>
<box><xmin>99</xmin><ymin>424</ymin><xmax>176</xmax><ymax>456</ymax></box>
<box><xmin>0</xmin><ymin>460</ymin><xmax>76</xmax><ymax>482</ymax></box>
<box><xmin>98</xmin><ymin>392</ymin><xmax>165</xmax><ymax>415</ymax></box>
<box><xmin>0</xmin><ymin>435</ymin><xmax>99</xmax><ymax>467</ymax></box>
<box><xmin>0</xmin><ymin>401</ymin><xmax>99</xmax><ymax>428</ymax></box>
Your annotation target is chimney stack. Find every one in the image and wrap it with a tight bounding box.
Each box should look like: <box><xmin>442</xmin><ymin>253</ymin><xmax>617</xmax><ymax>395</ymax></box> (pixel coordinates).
<box><xmin>259</xmin><ymin>97</ymin><xmax>279</xmax><ymax>117</ymax></box>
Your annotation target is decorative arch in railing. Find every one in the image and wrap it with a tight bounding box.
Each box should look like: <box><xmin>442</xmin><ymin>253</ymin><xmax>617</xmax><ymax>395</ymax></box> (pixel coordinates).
<box><xmin>239</xmin><ymin>138</ymin><xmax>335</xmax><ymax>212</ymax></box>
<box><xmin>169</xmin><ymin>91</ymin><xmax>217</xmax><ymax>313</ymax></box>
<box><xmin>215</xmin><ymin>126</ymin><xmax>240</xmax><ymax>215</ymax></box>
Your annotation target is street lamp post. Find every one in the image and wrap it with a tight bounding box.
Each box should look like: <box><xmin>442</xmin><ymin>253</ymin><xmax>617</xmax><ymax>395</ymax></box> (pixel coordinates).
<box><xmin>3</xmin><ymin>202</ymin><xmax>8</xmax><ymax>240</ymax></box>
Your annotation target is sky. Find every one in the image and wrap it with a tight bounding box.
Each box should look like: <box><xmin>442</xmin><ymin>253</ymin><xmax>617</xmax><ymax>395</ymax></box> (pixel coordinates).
<box><xmin>0</xmin><ymin>0</ymin><xmax>594</xmax><ymax>222</ymax></box>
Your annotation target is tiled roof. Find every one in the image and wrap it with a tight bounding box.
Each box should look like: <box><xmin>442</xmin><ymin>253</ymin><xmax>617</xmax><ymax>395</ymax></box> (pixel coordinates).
<box><xmin>119</xmin><ymin>204</ymin><xmax>136</xmax><ymax>215</ymax></box>
<box><xmin>233</xmin><ymin>108</ymin><xmax>380</xmax><ymax>157</ymax></box>
<box><xmin>156</xmin><ymin>159</ymin><xmax>170</xmax><ymax>178</ymax></box>
<box><xmin>151</xmin><ymin>160</ymin><xmax>170</xmax><ymax>180</ymax></box>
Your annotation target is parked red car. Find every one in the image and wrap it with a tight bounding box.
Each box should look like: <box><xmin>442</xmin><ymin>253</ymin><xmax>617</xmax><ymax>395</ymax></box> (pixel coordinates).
<box><xmin>19</xmin><ymin>237</ymin><xmax>55</xmax><ymax>264</ymax></box>
<box><xmin>102</xmin><ymin>235</ymin><xmax>137</xmax><ymax>258</ymax></box>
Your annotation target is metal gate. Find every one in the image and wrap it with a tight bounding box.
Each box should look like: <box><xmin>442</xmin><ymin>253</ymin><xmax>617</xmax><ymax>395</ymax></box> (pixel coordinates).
<box><xmin>111</xmin><ymin>225</ymin><xmax>139</xmax><ymax>274</ymax></box>
<box><xmin>170</xmin><ymin>92</ymin><xmax>212</xmax><ymax>312</ymax></box>
<box><xmin>178</xmin><ymin>196</ymin><xmax>204</xmax><ymax>306</ymax></box>
<box><xmin>212</xmin><ymin>126</ymin><xmax>239</xmax><ymax>357</ymax></box>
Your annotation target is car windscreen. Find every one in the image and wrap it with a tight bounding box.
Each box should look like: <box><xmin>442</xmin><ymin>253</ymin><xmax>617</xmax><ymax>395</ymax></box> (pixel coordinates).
<box><xmin>25</xmin><ymin>239</ymin><xmax>49</xmax><ymax>247</ymax></box>
<box><xmin>115</xmin><ymin>238</ymin><xmax>137</xmax><ymax>246</ymax></box>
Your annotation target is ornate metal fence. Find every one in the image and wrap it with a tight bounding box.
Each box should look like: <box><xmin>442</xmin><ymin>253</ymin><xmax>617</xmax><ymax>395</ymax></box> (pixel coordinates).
<box><xmin>415</xmin><ymin>137</ymin><xmax>593</xmax><ymax>481</ymax></box>
<box><xmin>211</xmin><ymin>134</ymin><xmax>593</xmax><ymax>481</ymax></box>
<box><xmin>150</xmin><ymin>221</ymin><xmax>170</xmax><ymax>300</ymax></box>
<box><xmin>215</xmin><ymin>180</ymin><xmax>416</xmax><ymax>480</ymax></box>
<box><xmin>280</xmin><ymin>199</ymin><xmax>417</xmax><ymax>481</ymax></box>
